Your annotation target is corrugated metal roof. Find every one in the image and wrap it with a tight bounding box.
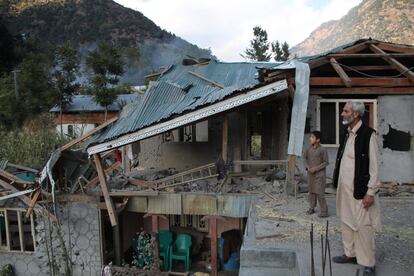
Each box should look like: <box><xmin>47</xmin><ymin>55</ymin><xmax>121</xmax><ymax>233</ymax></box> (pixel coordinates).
<box><xmin>88</xmin><ymin>60</ymin><xmax>279</xmax><ymax>146</ymax></box>
<box><xmin>49</xmin><ymin>94</ymin><xmax>140</xmax><ymax>113</ymax></box>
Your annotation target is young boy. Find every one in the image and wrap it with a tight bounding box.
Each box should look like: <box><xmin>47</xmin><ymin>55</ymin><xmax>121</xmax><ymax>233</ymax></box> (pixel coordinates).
<box><xmin>303</xmin><ymin>131</ymin><xmax>329</xmax><ymax>217</ymax></box>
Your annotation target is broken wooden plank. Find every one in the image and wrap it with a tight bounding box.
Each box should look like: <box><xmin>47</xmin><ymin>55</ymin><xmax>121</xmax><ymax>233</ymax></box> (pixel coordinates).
<box><xmin>6</xmin><ymin>163</ymin><xmax>39</xmax><ymax>173</ymax></box>
<box><xmin>369</xmin><ymin>44</ymin><xmax>414</xmax><ymax>83</ymax></box>
<box><xmin>0</xmin><ymin>189</ymin><xmax>35</xmax><ymax>201</ymax></box>
<box><xmin>0</xmin><ymin>180</ymin><xmax>56</xmax><ymax>221</ymax></box>
<box><xmin>0</xmin><ymin>169</ymin><xmax>33</xmax><ymax>185</ymax></box>
<box><xmin>84</xmin><ymin>161</ymin><xmax>121</xmax><ymax>189</ymax></box>
<box><xmin>0</xmin><ymin>180</ymin><xmax>32</xmax><ymax>206</ymax></box>
<box><xmin>188</xmin><ymin>71</ymin><xmax>225</xmax><ymax>89</ymax></box>
<box><xmin>26</xmin><ymin>188</ymin><xmax>41</xmax><ymax>219</ymax></box>
<box><xmin>61</xmin><ymin>116</ymin><xmax>118</xmax><ymax>151</ymax></box>
<box><xmin>330</xmin><ymin>57</ymin><xmax>352</xmax><ymax>87</ymax></box>
<box><xmin>93</xmin><ymin>154</ymin><xmax>118</xmax><ymax>226</ymax></box>
<box><xmin>128</xmin><ymin>178</ymin><xmax>156</xmax><ymax>189</ymax></box>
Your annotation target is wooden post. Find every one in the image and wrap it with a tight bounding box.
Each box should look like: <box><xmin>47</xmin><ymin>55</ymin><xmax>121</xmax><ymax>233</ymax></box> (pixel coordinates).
<box><xmin>286</xmin><ymin>154</ymin><xmax>297</xmax><ymax>196</ymax></box>
<box><xmin>93</xmin><ymin>154</ymin><xmax>118</xmax><ymax>226</ymax></box>
<box><xmin>202</xmin><ymin>216</ymin><xmax>226</xmax><ymax>276</ymax></box>
<box><xmin>210</xmin><ymin>218</ymin><xmax>218</xmax><ymax>276</ymax></box>
<box><xmin>222</xmin><ymin>115</ymin><xmax>228</xmax><ymax>162</ymax></box>
<box><xmin>113</xmin><ymin>219</ymin><xmax>122</xmax><ymax>265</ymax></box>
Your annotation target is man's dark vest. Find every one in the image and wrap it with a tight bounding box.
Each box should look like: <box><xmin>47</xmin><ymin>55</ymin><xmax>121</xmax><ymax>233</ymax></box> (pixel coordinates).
<box><xmin>333</xmin><ymin>122</ymin><xmax>375</xmax><ymax>200</ymax></box>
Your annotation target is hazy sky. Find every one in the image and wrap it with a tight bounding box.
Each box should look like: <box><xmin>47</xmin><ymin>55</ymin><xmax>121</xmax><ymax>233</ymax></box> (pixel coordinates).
<box><xmin>113</xmin><ymin>0</ymin><xmax>363</xmax><ymax>61</ymax></box>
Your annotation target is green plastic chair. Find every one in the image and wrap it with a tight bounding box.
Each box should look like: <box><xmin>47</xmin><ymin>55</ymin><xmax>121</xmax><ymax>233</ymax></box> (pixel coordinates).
<box><xmin>159</xmin><ymin>230</ymin><xmax>173</xmax><ymax>270</ymax></box>
<box><xmin>169</xmin><ymin>234</ymin><xmax>192</xmax><ymax>271</ymax></box>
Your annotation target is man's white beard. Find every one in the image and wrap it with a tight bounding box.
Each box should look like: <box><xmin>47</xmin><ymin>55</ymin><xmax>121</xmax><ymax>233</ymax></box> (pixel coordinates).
<box><xmin>342</xmin><ymin>117</ymin><xmax>352</xmax><ymax>125</ymax></box>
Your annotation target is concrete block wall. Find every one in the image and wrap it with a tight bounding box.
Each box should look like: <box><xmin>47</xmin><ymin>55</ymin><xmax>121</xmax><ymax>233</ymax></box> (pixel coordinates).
<box><xmin>0</xmin><ymin>203</ymin><xmax>102</xmax><ymax>276</ymax></box>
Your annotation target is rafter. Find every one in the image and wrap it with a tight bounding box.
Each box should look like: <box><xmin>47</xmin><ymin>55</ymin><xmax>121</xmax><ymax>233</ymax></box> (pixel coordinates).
<box><xmin>310</xmin><ymin>77</ymin><xmax>412</xmax><ymax>87</ymax></box>
<box><xmin>369</xmin><ymin>44</ymin><xmax>414</xmax><ymax>83</ymax></box>
<box><xmin>310</xmin><ymin>87</ymin><xmax>414</xmax><ymax>95</ymax></box>
<box><xmin>329</xmin><ymin>53</ymin><xmax>414</xmax><ymax>58</ymax></box>
<box><xmin>372</xmin><ymin>42</ymin><xmax>414</xmax><ymax>54</ymax></box>
<box><xmin>329</xmin><ymin>57</ymin><xmax>352</xmax><ymax>87</ymax></box>
<box><xmin>308</xmin><ymin>41</ymin><xmax>370</xmax><ymax>69</ymax></box>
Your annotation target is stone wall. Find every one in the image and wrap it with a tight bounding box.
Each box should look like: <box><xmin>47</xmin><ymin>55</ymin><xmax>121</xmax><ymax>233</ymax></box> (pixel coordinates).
<box><xmin>0</xmin><ymin>202</ymin><xmax>102</xmax><ymax>276</ymax></box>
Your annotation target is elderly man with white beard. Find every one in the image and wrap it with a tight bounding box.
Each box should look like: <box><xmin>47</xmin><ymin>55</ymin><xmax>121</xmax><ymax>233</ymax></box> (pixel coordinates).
<box><xmin>332</xmin><ymin>101</ymin><xmax>381</xmax><ymax>276</ymax></box>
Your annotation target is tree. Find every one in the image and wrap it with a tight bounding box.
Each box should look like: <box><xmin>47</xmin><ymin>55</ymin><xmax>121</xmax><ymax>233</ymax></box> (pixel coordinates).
<box><xmin>242</xmin><ymin>26</ymin><xmax>271</xmax><ymax>61</ymax></box>
<box><xmin>86</xmin><ymin>42</ymin><xmax>125</xmax><ymax>120</ymax></box>
<box><xmin>272</xmin><ymin>40</ymin><xmax>290</xmax><ymax>61</ymax></box>
<box><xmin>281</xmin><ymin>42</ymin><xmax>290</xmax><ymax>61</ymax></box>
<box><xmin>271</xmin><ymin>41</ymin><xmax>283</xmax><ymax>61</ymax></box>
<box><xmin>52</xmin><ymin>44</ymin><xmax>80</xmax><ymax>140</ymax></box>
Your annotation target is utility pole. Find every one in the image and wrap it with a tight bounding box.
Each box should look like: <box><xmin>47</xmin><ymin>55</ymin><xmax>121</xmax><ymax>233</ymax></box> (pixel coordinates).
<box><xmin>11</xmin><ymin>69</ymin><xmax>20</xmax><ymax>101</ymax></box>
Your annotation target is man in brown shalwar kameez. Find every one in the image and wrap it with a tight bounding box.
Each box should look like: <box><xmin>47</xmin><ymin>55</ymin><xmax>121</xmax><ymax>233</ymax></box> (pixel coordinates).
<box><xmin>332</xmin><ymin>101</ymin><xmax>381</xmax><ymax>276</ymax></box>
<box><xmin>303</xmin><ymin>130</ymin><xmax>329</xmax><ymax>217</ymax></box>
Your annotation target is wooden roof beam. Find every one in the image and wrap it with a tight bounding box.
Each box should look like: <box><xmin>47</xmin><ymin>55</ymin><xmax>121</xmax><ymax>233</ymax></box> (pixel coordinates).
<box><xmin>188</xmin><ymin>71</ymin><xmax>225</xmax><ymax>89</ymax></box>
<box><xmin>329</xmin><ymin>57</ymin><xmax>352</xmax><ymax>87</ymax></box>
<box><xmin>367</xmin><ymin>41</ymin><xmax>414</xmax><ymax>54</ymax></box>
<box><xmin>310</xmin><ymin>87</ymin><xmax>414</xmax><ymax>95</ymax></box>
<box><xmin>308</xmin><ymin>41</ymin><xmax>370</xmax><ymax>69</ymax></box>
<box><xmin>328</xmin><ymin>53</ymin><xmax>414</xmax><ymax>58</ymax></box>
<box><xmin>343</xmin><ymin>65</ymin><xmax>394</xmax><ymax>71</ymax></box>
<box><xmin>310</xmin><ymin>77</ymin><xmax>412</xmax><ymax>87</ymax></box>
<box><xmin>369</xmin><ymin>44</ymin><xmax>414</xmax><ymax>83</ymax></box>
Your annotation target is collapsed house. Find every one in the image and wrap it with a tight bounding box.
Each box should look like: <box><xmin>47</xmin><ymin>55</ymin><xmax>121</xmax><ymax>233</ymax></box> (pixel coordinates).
<box><xmin>0</xmin><ymin>38</ymin><xmax>413</xmax><ymax>276</ymax></box>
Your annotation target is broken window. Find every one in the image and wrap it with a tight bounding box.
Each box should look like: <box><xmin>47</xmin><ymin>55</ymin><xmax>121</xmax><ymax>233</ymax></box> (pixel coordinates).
<box><xmin>317</xmin><ymin>99</ymin><xmax>377</xmax><ymax>146</ymax></box>
<box><xmin>0</xmin><ymin>209</ymin><xmax>36</xmax><ymax>253</ymax></box>
<box><xmin>249</xmin><ymin>112</ymin><xmax>263</xmax><ymax>157</ymax></box>
<box><xmin>67</xmin><ymin>124</ymin><xmax>74</xmax><ymax>138</ymax></box>
<box><xmin>168</xmin><ymin>215</ymin><xmax>209</xmax><ymax>232</ymax></box>
<box><xmin>166</xmin><ymin>120</ymin><xmax>209</xmax><ymax>143</ymax></box>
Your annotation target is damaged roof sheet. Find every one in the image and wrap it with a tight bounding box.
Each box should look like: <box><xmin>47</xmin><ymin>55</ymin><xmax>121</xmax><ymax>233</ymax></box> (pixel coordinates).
<box><xmin>88</xmin><ymin>60</ymin><xmax>279</xmax><ymax>146</ymax></box>
<box><xmin>50</xmin><ymin>94</ymin><xmax>140</xmax><ymax>113</ymax></box>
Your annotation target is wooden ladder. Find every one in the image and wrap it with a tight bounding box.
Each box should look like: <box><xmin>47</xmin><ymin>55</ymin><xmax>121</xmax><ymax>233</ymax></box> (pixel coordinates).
<box><xmin>154</xmin><ymin>163</ymin><xmax>218</xmax><ymax>190</ymax></box>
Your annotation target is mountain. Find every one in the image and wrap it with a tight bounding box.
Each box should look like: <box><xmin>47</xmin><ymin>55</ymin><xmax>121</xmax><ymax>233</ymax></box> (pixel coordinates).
<box><xmin>291</xmin><ymin>0</ymin><xmax>414</xmax><ymax>57</ymax></box>
<box><xmin>2</xmin><ymin>0</ymin><xmax>212</xmax><ymax>84</ymax></box>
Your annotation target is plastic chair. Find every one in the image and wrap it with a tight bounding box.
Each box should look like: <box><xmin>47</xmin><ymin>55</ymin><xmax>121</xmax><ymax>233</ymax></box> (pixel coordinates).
<box><xmin>169</xmin><ymin>233</ymin><xmax>192</xmax><ymax>271</ymax></box>
<box><xmin>159</xmin><ymin>230</ymin><xmax>173</xmax><ymax>270</ymax></box>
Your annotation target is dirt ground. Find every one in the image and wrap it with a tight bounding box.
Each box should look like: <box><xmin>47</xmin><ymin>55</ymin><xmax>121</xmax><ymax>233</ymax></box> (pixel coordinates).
<box><xmin>252</xmin><ymin>192</ymin><xmax>414</xmax><ymax>276</ymax></box>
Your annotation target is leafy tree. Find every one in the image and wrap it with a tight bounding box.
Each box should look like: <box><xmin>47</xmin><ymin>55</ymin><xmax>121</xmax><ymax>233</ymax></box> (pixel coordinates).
<box><xmin>242</xmin><ymin>26</ymin><xmax>271</xmax><ymax>61</ymax></box>
<box><xmin>272</xmin><ymin>40</ymin><xmax>290</xmax><ymax>61</ymax></box>
<box><xmin>86</xmin><ymin>42</ymin><xmax>125</xmax><ymax>120</ymax></box>
<box><xmin>52</xmin><ymin>44</ymin><xmax>80</xmax><ymax>139</ymax></box>
<box><xmin>18</xmin><ymin>51</ymin><xmax>57</xmax><ymax>123</ymax></box>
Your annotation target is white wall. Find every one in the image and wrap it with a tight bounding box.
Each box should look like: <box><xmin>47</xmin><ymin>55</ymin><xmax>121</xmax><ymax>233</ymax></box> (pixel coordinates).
<box><xmin>55</xmin><ymin>123</ymin><xmax>96</xmax><ymax>138</ymax></box>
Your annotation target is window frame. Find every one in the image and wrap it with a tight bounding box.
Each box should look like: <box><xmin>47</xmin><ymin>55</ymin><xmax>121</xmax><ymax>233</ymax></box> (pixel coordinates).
<box><xmin>316</xmin><ymin>99</ymin><xmax>377</xmax><ymax>147</ymax></box>
<box><xmin>0</xmin><ymin>208</ymin><xmax>36</xmax><ymax>253</ymax></box>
